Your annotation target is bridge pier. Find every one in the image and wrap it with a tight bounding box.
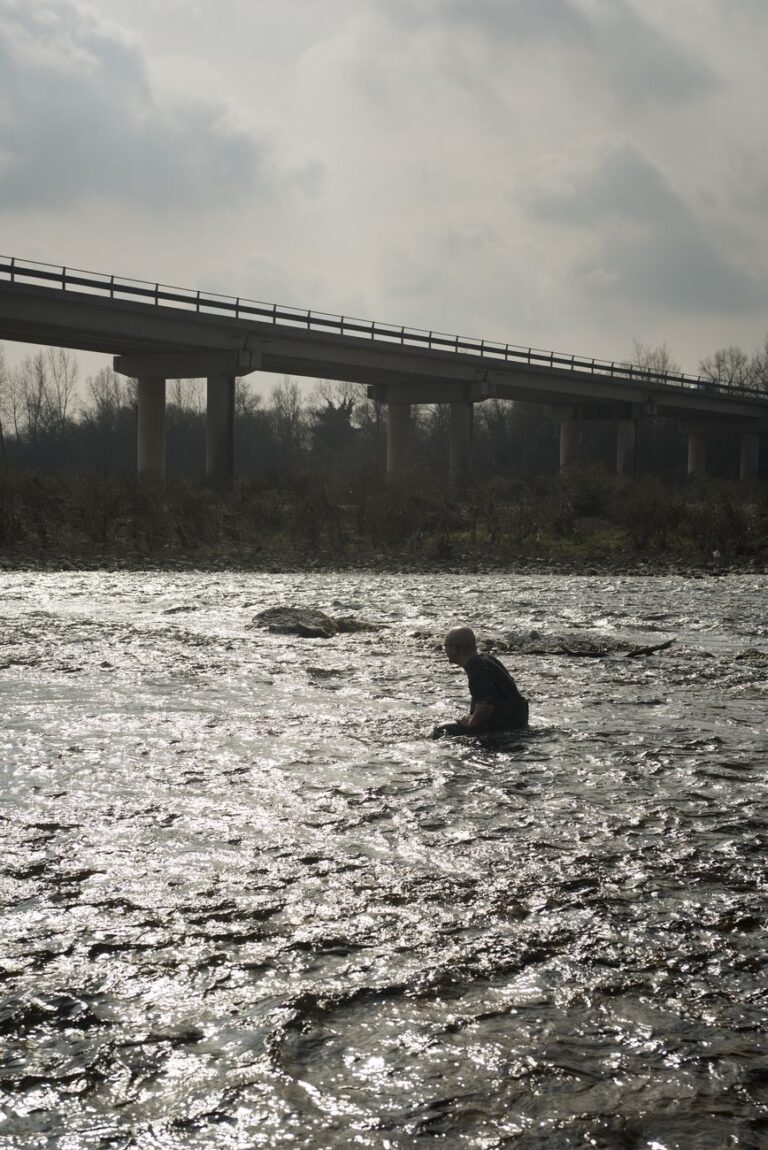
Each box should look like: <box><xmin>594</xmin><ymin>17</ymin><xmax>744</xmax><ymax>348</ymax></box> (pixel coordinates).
<box><xmin>137</xmin><ymin>377</ymin><xmax>166</xmax><ymax>475</ymax></box>
<box><xmin>371</xmin><ymin>381</ymin><xmax>492</xmax><ymax>481</ymax></box>
<box><xmin>739</xmin><ymin>431</ymin><xmax>760</xmax><ymax>480</ymax></box>
<box><xmin>206</xmin><ymin>374</ymin><xmax>236</xmax><ymax>487</ymax></box>
<box><xmin>117</xmin><ymin>350</ymin><xmax>260</xmax><ymax>483</ymax></box>
<box><xmin>387</xmin><ymin>403</ymin><xmax>412</xmax><ymax>474</ymax></box>
<box><xmin>449</xmin><ymin>402</ymin><xmax>473</xmax><ymax>485</ymax></box>
<box><xmin>687</xmin><ymin>431</ymin><xmax>707</xmax><ymax>478</ymax></box>
<box><xmin>685</xmin><ymin>432</ymin><xmax>708</xmax><ymax>476</ymax></box>
<box><xmin>616</xmin><ymin>419</ymin><xmax>637</xmax><ymax>477</ymax></box>
<box><xmin>559</xmin><ymin>420</ymin><xmax>581</xmax><ymax>472</ymax></box>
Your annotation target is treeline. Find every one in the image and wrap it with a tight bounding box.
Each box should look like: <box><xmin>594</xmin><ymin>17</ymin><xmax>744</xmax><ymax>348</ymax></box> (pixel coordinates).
<box><xmin>0</xmin><ymin>339</ymin><xmax>766</xmax><ymax>480</ymax></box>
<box><xmin>0</xmin><ymin>347</ymin><xmax>567</xmax><ymax>478</ymax></box>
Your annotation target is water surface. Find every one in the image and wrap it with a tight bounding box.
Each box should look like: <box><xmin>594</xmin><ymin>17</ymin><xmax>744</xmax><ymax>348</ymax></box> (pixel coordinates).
<box><xmin>1</xmin><ymin>571</ymin><xmax>766</xmax><ymax>1148</ymax></box>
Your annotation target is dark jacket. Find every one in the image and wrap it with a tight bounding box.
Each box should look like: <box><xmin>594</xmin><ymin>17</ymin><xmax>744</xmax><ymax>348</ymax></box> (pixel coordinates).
<box><xmin>464</xmin><ymin>654</ymin><xmax>529</xmax><ymax>729</ymax></box>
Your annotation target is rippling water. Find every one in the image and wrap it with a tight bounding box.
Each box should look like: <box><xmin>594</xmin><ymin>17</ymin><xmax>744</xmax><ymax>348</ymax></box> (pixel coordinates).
<box><xmin>1</xmin><ymin>571</ymin><xmax>767</xmax><ymax>1149</ymax></box>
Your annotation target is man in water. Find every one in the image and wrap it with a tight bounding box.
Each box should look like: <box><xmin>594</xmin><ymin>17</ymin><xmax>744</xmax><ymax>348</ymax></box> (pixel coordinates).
<box><xmin>432</xmin><ymin>625</ymin><xmax>529</xmax><ymax>737</ymax></box>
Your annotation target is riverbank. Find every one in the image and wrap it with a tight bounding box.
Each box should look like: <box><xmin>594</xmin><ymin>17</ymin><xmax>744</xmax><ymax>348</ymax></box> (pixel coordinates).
<box><xmin>1</xmin><ymin>467</ymin><xmax>766</xmax><ymax>575</ymax></box>
<box><xmin>1</xmin><ymin>545</ymin><xmax>765</xmax><ymax>577</ymax></box>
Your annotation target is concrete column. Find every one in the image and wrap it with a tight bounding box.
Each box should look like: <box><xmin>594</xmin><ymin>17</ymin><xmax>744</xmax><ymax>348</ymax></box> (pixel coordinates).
<box><xmin>739</xmin><ymin>431</ymin><xmax>760</xmax><ymax>480</ymax></box>
<box><xmin>386</xmin><ymin>403</ymin><xmax>411</xmax><ymax>474</ymax></box>
<box><xmin>206</xmin><ymin>374</ymin><xmax>236</xmax><ymax>486</ymax></box>
<box><xmin>137</xmin><ymin>376</ymin><xmax>166</xmax><ymax>475</ymax></box>
<box><xmin>449</xmin><ymin>401</ymin><xmax>473</xmax><ymax>486</ymax></box>
<box><xmin>616</xmin><ymin>419</ymin><xmax>637</xmax><ymax>478</ymax></box>
<box><xmin>687</xmin><ymin>431</ymin><xmax>707</xmax><ymax>477</ymax></box>
<box><xmin>559</xmin><ymin>420</ymin><xmax>581</xmax><ymax>472</ymax></box>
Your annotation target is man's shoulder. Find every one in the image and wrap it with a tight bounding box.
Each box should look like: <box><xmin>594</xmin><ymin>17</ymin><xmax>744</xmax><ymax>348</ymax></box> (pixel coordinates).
<box><xmin>465</xmin><ymin>654</ymin><xmax>497</xmax><ymax>681</ymax></box>
<box><xmin>471</xmin><ymin>653</ymin><xmax>515</xmax><ymax>683</ymax></box>
<box><xmin>468</xmin><ymin>653</ymin><xmax>504</xmax><ymax>670</ymax></box>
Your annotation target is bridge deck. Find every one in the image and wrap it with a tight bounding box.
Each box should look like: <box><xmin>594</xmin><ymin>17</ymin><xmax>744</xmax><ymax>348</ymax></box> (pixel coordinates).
<box><xmin>2</xmin><ymin>256</ymin><xmax>767</xmax><ymax>424</ymax></box>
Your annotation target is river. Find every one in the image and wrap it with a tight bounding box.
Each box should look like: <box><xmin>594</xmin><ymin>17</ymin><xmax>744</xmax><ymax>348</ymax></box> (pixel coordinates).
<box><xmin>1</xmin><ymin>570</ymin><xmax>766</xmax><ymax>1149</ymax></box>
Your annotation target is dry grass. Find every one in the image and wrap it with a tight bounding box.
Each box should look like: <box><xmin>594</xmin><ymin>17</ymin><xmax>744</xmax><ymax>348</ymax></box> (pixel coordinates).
<box><xmin>1</xmin><ymin>464</ymin><xmax>766</xmax><ymax>568</ymax></box>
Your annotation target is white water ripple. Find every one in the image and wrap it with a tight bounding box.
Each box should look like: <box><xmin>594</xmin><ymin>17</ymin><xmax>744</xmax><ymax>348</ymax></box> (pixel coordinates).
<box><xmin>0</xmin><ymin>571</ymin><xmax>766</xmax><ymax>1149</ymax></box>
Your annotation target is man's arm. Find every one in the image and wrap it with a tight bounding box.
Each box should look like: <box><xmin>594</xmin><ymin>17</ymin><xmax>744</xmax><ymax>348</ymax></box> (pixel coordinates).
<box><xmin>459</xmin><ymin>702</ymin><xmax>494</xmax><ymax>729</ymax></box>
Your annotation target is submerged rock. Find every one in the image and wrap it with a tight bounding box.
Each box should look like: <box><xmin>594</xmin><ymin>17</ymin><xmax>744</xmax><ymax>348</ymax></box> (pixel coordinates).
<box><xmin>497</xmin><ymin>631</ymin><xmax>676</xmax><ymax>658</ymax></box>
<box><xmin>335</xmin><ymin>616</ymin><xmax>384</xmax><ymax>634</ymax></box>
<box><xmin>252</xmin><ymin>607</ymin><xmax>383</xmax><ymax>638</ymax></box>
<box><xmin>496</xmin><ymin>632</ymin><xmax>630</xmax><ymax>657</ymax></box>
<box><xmin>253</xmin><ymin>607</ymin><xmax>339</xmax><ymax>637</ymax></box>
<box><xmin>454</xmin><ymin>629</ymin><xmax>678</xmax><ymax>659</ymax></box>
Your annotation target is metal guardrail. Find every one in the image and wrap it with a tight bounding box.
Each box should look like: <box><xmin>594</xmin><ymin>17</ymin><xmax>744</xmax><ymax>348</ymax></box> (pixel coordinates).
<box><xmin>2</xmin><ymin>255</ymin><xmax>767</xmax><ymax>403</ymax></box>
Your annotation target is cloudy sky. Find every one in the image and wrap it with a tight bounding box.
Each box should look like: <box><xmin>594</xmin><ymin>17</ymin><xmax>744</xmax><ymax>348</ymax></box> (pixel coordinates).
<box><xmin>1</xmin><ymin>0</ymin><xmax>767</xmax><ymax>383</ymax></box>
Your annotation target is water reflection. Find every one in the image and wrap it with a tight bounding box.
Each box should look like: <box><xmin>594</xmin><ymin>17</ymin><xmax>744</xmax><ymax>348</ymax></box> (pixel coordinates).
<box><xmin>1</xmin><ymin>572</ymin><xmax>766</xmax><ymax>1148</ymax></box>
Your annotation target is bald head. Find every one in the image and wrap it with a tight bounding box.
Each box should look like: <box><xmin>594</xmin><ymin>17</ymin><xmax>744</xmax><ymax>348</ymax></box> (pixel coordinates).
<box><xmin>443</xmin><ymin>626</ymin><xmax>478</xmax><ymax>666</ymax></box>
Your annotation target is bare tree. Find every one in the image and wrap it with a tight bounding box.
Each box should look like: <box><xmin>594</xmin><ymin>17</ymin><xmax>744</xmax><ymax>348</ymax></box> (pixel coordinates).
<box><xmin>308</xmin><ymin>380</ymin><xmax>362</xmax><ymax>467</ymax></box>
<box><xmin>0</xmin><ymin>345</ymin><xmax>80</xmax><ymax>449</ymax></box>
<box><xmin>82</xmin><ymin>367</ymin><xmax>136</xmax><ymax>428</ymax></box>
<box><xmin>748</xmin><ymin>335</ymin><xmax>768</xmax><ymax>393</ymax></box>
<box><xmin>310</xmin><ymin>379</ymin><xmax>361</xmax><ymax>412</ymax></box>
<box><xmin>354</xmin><ymin>393</ymin><xmax>386</xmax><ymax>467</ymax></box>
<box><xmin>3</xmin><ymin>364</ymin><xmax>23</xmax><ymax>441</ymax></box>
<box><xmin>12</xmin><ymin>351</ymin><xmax>52</xmax><ymax>445</ymax></box>
<box><xmin>699</xmin><ymin>345</ymin><xmax>753</xmax><ymax>390</ymax></box>
<box><xmin>235</xmin><ymin>376</ymin><xmax>262</xmax><ymax>418</ymax></box>
<box><xmin>168</xmin><ymin>378</ymin><xmax>205</xmax><ymax>413</ymax></box>
<box><xmin>270</xmin><ymin>377</ymin><xmax>306</xmax><ymax>467</ymax></box>
<box><xmin>44</xmin><ymin>347</ymin><xmax>78</xmax><ymax>430</ymax></box>
<box><xmin>415</xmin><ymin>402</ymin><xmax>451</xmax><ymax>472</ymax></box>
<box><xmin>0</xmin><ymin>344</ymin><xmax>7</xmax><ymax>457</ymax></box>
<box><xmin>631</xmin><ymin>340</ymin><xmax>681</xmax><ymax>377</ymax></box>
<box><xmin>167</xmin><ymin>375</ymin><xmax>262</xmax><ymax>417</ymax></box>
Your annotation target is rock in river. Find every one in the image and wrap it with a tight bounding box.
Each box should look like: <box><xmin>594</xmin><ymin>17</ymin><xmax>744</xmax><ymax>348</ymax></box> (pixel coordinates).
<box><xmin>252</xmin><ymin>607</ymin><xmax>383</xmax><ymax>638</ymax></box>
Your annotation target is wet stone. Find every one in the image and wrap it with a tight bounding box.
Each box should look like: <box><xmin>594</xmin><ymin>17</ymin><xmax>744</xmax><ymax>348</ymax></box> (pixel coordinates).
<box><xmin>252</xmin><ymin>606</ymin><xmax>383</xmax><ymax>637</ymax></box>
<box><xmin>252</xmin><ymin>607</ymin><xmax>341</xmax><ymax>638</ymax></box>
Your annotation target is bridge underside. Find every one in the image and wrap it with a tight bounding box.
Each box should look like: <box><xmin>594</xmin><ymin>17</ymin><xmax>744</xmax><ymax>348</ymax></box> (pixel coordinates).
<box><xmin>1</xmin><ymin>280</ymin><xmax>766</xmax><ymax>484</ymax></box>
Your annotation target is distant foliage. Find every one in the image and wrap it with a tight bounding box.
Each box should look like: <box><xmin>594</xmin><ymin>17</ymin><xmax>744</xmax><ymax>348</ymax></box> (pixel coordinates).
<box><xmin>1</xmin><ymin>466</ymin><xmax>766</xmax><ymax>568</ymax></box>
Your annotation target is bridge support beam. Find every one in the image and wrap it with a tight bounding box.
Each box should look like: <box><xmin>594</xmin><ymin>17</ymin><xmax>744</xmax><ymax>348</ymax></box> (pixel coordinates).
<box><xmin>616</xmin><ymin>419</ymin><xmax>637</xmax><ymax>478</ymax></box>
<box><xmin>449</xmin><ymin>402</ymin><xmax>473</xmax><ymax>486</ymax></box>
<box><xmin>559</xmin><ymin>420</ymin><xmax>581</xmax><ymax>472</ymax></box>
<box><xmin>739</xmin><ymin>431</ymin><xmax>760</xmax><ymax>480</ymax></box>
<box><xmin>137</xmin><ymin>377</ymin><xmax>166</xmax><ymax>475</ymax></box>
<box><xmin>206</xmin><ymin>374</ymin><xmax>236</xmax><ymax>487</ymax></box>
<box><xmin>117</xmin><ymin>349</ymin><xmax>261</xmax><ymax>380</ymax></box>
<box><xmin>687</xmin><ymin>431</ymin><xmax>707</xmax><ymax>478</ymax></box>
<box><xmin>387</xmin><ymin>403</ymin><xmax>412</xmax><ymax>474</ymax></box>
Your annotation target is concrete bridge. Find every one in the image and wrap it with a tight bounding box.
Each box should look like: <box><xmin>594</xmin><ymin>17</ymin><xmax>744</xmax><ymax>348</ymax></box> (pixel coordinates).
<box><xmin>1</xmin><ymin>256</ymin><xmax>766</xmax><ymax>484</ymax></box>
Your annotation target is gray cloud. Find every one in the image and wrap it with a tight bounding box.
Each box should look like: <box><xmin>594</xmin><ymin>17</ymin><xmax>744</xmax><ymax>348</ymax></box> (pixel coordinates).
<box><xmin>713</xmin><ymin>0</ymin><xmax>768</xmax><ymax>26</ymax></box>
<box><xmin>729</xmin><ymin>146</ymin><xmax>768</xmax><ymax>218</ymax></box>
<box><xmin>1</xmin><ymin>0</ymin><xmax>763</xmax><ymax>374</ymax></box>
<box><xmin>0</xmin><ymin>0</ymin><xmax>276</xmax><ymax>211</ymax></box>
<box><xmin>524</xmin><ymin>141</ymin><xmax>759</xmax><ymax>312</ymax></box>
<box><xmin>377</xmin><ymin>0</ymin><xmax>717</xmax><ymax>109</ymax></box>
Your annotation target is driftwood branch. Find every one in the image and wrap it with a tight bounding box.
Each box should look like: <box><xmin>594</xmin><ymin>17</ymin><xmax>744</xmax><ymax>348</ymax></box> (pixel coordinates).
<box><xmin>626</xmin><ymin>638</ymin><xmax>676</xmax><ymax>658</ymax></box>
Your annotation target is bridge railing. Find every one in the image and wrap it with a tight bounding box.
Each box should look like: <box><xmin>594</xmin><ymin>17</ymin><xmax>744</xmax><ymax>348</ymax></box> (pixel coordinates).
<box><xmin>2</xmin><ymin>255</ymin><xmax>767</xmax><ymax>403</ymax></box>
